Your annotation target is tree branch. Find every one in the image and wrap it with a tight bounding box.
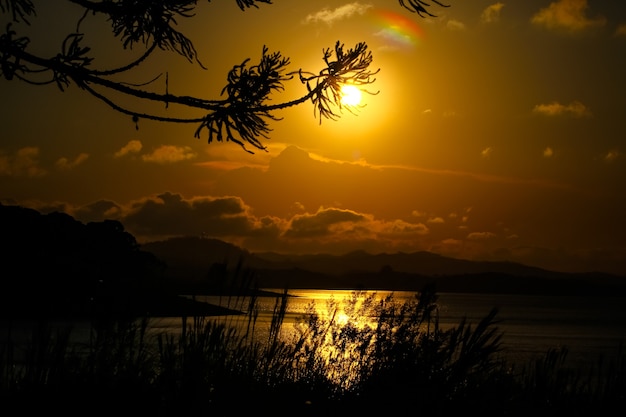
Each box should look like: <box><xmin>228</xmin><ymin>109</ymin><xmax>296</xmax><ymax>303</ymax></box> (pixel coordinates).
<box><xmin>1</xmin><ymin>1</ymin><xmax>449</xmax><ymax>153</ymax></box>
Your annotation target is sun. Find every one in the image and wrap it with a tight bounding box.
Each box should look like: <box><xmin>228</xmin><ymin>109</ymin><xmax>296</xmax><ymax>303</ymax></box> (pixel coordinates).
<box><xmin>340</xmin><ymin>84</ymin><xmax>362</xmax><ymax>106</ymax></box>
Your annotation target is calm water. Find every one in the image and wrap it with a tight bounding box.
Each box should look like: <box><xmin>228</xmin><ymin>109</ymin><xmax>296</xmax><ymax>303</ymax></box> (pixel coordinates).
<box><xmin>173</xmin><ymin>290</ymin><xmax>626</xmax><ymax>368</ymax></box>
<box><xmin>4</xmin><ymin>290</ymin><xmax>626</xmax><ymax>369</ymax></box>
<box><xmin>433</xmin><ymin>292</ymin><xmax>626</xmax><ymax>367</ymax></box>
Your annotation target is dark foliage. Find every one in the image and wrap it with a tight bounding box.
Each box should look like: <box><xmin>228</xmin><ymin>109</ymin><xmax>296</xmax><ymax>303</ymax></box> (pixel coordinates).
<box><xmin>0</xmin><ymin>203</ymin><xmax>166</xmax><ymax>319</ymax></box>
<box><xmin>0</xmin><ymin>0</ymin><xmax>448</xmax><ymax>152</ymax></box>
<box><xmin>399</xmin><ymin>0</ymin><xmax>450</xmax><ymax>17</ymax></box>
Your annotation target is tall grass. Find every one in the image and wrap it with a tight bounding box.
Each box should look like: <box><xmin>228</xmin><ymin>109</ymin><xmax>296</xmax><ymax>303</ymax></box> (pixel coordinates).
<box><xmin>1</xmin><ymin>282</ymin><xmax>625</xmax><ymax>416</ymax></box>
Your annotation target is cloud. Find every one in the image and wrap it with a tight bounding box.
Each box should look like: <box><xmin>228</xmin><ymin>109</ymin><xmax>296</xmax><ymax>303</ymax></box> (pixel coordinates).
<box><xmin>427</xmin><ymin>217</ymin><xmax>445</xmax><ymax>224</ymax></box>
<box><xmin>467</xmin><ymin>231</ymin><xmax>496</xmax><ymax>240</ymax></box>
<box><xmin>282</xmin><ymin>208</ymin><xmax>430</xmax><ymax>254</ymax></box>
<box><xmin>114</xmin><ymin>140</ymin><xmax>142</xmax><ymax>158</ymax></box>
<box><xmin>446</xmin><ymin>20</ymin><xmax>466</xmax><ymax>31</ymax></box>
<box><xmin>411</xmin><ymin>210</ymin><xmax>427</xmax><ymax>218</ymax></box>
<box><xmin>48</xmin><ymin>189</ymin><xmax>435</xmax><ymax>255</ymax></box>
<box><xmin>604</xmin><ymin>149</ymin><xmax>621</xmax><ymax>163</ymax></box>
<box><xmin>285</xmin><ymin>207</ymin><xmax>368</xmax><ymax>238</ymax></box>
<box><xmin>55</xmin><ymin>153</ymin><xmax>89</xmax><ymax>170</ymax></box>
<box><xmin>73</xmin><ymin>199</ymin><xmax>123</xmax><ymax>222</ymax></box>
<box><xmin>0</xmin><ymin>147</ymin><xmax>47</xmax><ymax>177</ymax></box>
<box><xmin>543</xmin><ymin>147</ymin><xmax>554</xmax><ymax>158</ymax></box>
<box><xmin>434</xmin><ymin>238</ymin><xmax>464</xmax><ymax>258</ymax></box>
<box><xmin>532</xmin><ymin>100</ymin><xmax>591</xmax><ymax>118</ymax></box>
<box><xmin>303</xmin><ymin>2</ymin><xmax>372</xmax><ymax>26</ymax></box>
<box><xmin>481</xmin><ymin>147</ymin><xmax>493</xmax><ymax>158</ymax></box>
<box><xmin>122</xmin><ymin>192</ymin><xmax>280</xmax><ymax>239</ymax></box>
<box><xmin>615</xmin><ymin>23</ymin><xmax>626</xmax><ymax>37</ymax></box>
<box><xmin>531</xmin><ymin>0</ymin><xmax>606</xmax><ymax>32</ymax></box>
<box><xmin>141</xmin><ymin>145</ymin><xmax>196</xmax><ymax>163</ymax></box>
<box><xmin>481</xmin><ymin>3</ymin><xmax>505</xmax><ymax>24</ymax></box>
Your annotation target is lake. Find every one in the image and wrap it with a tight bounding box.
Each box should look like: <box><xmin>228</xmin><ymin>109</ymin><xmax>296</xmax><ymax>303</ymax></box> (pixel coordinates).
<box><xmin>168</xmin><ymin>289</ymin><xmax>626</xmax><ymax>369</ymax></box>
<box><xmin>3</xmin><ymin>290</ymin><xmax>625</xmax><ymax>370</ymax></box>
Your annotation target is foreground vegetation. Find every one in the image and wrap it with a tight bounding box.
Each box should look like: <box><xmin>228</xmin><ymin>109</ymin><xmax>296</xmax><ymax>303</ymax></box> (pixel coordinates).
<box><xmin>1</xmin><ymin>285</ymin><xmax>625</xmax><ymax>417</ymax></box>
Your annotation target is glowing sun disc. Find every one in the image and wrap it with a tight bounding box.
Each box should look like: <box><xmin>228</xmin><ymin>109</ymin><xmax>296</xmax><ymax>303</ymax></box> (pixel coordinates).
<box><xmin>340</xmin><ymin>84</ymin><xmax>362</xmax><ymax>106</ymax></box>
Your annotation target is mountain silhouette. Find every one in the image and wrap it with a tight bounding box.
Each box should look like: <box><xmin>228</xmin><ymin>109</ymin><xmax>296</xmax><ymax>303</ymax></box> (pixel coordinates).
<box><xmin>142</xmin><ymin>236</ymin><xmax>626</xmax><ymax>296</ymax></box>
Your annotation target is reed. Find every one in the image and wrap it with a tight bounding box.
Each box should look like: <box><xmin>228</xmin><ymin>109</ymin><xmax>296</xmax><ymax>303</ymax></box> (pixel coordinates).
<box><xmin>1</xmin><ymin>281</ymin><xmax>625</xmax><ymax>416</ymax></box>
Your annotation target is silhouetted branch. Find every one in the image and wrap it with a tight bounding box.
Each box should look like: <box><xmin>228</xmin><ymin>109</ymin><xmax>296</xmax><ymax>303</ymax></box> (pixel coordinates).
<box><xmin>399</xmin><ymin>0</ymin><xmax>449</xmax><ymax>17</ymax></box>
<box><xmin>0</xmin><ymin>0</ymin><xmax>35</xmax><ymax>24</ymax></box>
<box><xmin>68</xmin><ymin>0</ymin><xmax>204</xmax><ymax>66</ymax></box>
<box><xmin>235</xmin><ymin>0</ymin><xmax>273</xmax><ymax>10</ymax></box>
<box><xmin>0</xmin><ymin>1</ymin><xmax>448</xmax><ymax>153</ymax></box>
<box><xmin>193</xmin><ymin>42</ymin><xmax>379</xmax><ymax>153</ymax></box>
<box><xmin>295</xmin><ymin>41</ymin><xmax>379</xmax><ymax>123</ymax></box>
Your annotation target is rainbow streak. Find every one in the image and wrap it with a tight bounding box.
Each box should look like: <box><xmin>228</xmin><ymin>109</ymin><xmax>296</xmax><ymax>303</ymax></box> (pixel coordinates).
<box><xmin>370</xmin><ymin>9</ymin><xmax>426</xmax><ymax>49</ymax></box>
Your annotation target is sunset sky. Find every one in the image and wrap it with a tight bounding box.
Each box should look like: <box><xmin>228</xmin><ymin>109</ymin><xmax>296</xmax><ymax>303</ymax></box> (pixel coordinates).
<box><xmin>2</xmin><ymin>0</ymin><xmax>625</xmax><ymax>275</ymax></box>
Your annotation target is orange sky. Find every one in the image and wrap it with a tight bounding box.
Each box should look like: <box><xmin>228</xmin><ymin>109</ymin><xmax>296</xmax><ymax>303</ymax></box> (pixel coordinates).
<box><xmin>2</xmin><ymin>0</ymin><xmax>626</xmax><ymax>275</ymax></box>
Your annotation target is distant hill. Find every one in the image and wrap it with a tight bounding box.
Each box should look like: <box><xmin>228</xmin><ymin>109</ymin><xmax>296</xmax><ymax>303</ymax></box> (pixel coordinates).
<box><xmin>141</xmin><ymin>236</ymin><xmax>626</xmax><ymax>296</ymax></box>
<box><xmin>251</xmin><ymin>249</ymin><xmax>553</xmax><ymax>277</ymax></box>
<box><xmin>141</xmin><ymin>237</ymin><xmax>549</xmax><ymax>278</ymax></box>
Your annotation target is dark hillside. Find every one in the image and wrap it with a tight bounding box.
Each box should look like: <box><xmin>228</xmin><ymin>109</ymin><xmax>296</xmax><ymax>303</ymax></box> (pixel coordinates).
<box><xmin>0</xmin><ymin>204</ymin><xmax>237</xmax><ymax>318</ymax></box>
